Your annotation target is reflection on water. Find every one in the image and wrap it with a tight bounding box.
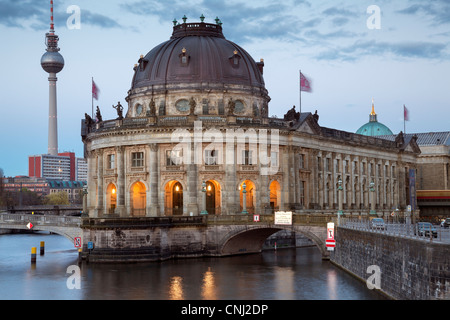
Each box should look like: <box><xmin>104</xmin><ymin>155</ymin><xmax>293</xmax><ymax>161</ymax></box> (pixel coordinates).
<box><xmin>169</xmin><ymin>276</ymin><xmax>184</xmax><ymax>300</ymax></box>
<box><xmin>327</xmin><ymin>269</ymin><xmax>338</xmax><ymax>300</ymax></box>
<box><xmin>202</xmin><ymin>268</ymin><xmax>217</xmax><ymax>300</ymax></box>
<box><xmin>275</xmin><ymin>267</ymin><xmax>295</xmax><ymax>300</ymax></box>
<box><xmin>0</xmin><ymin>233</ymin><xmax>384</xmax><ymax>300</ymax></box>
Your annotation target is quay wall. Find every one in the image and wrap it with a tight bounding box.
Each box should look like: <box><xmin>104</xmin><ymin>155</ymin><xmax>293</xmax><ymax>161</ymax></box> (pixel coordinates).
<box><xmin>331</xmin><ymin>227</ymin><xmax>450</xmax><ymax>300</ymax></box>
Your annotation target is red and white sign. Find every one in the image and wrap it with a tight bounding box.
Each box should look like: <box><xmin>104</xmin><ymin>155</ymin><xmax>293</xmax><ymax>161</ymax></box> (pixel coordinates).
<box><xmin>327</xmin><ymin>222</ymin><xmax>335</xmax><ymax>240</ymax></box>
<box><xmin>326</xmin><ymin>239</ymin><xmax>336</xmax><ymax>247</ymax></box>
<box><xmin>74</xmin><ymin>237</ymin><xmax>82</xmax><ymax>248</ymax></box>
<box><xmin>27</xmin><ymin>222</ymin><xmax>34</xmax><ymax>230</ymax></box>
<box><xmin>326</xmin><ymin>222</ymin><xmax>335</xmax><ymax>251</ymax></box>
<box><xmin>253</xmin><ymin>214</ymin><xmax>260</xmax><ymax>222</ymax></box>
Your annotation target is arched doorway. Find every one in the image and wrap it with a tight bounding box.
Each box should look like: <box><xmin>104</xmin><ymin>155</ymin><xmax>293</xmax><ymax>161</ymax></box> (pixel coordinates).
<box><xmin>131</xmin><ymin>181</ymin><xmax>146</xmax><ymax>217</ymax></box>
<box><xmin>165</xmin><ymin>180</ymin><xmax>183</xmax><ymax>216</ymax></box>
<box><xmin>205</xmin><ymin>180</ymin><xmax>221</xmax><ymax>215</ymax></box>
<box><xmin>106</xmin><ymin>183</ymin><xmax>117</xmax><ymax>214</ymax></box>
<box><xmin>239</xmin><ymin>180</ymin><xmax>255</xmax><ymax>214</ymax></box>
<box><xmin>269</xmin><ymin>180</ymin><xmax>281</xmax><ymax>213</ymax></box>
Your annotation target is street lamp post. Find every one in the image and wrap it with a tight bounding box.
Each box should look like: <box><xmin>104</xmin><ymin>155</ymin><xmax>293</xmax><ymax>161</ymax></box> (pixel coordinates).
<box><xmin>337</xmin><ymin>177</ymin><xmax>343</xmax><ymax>225</ymax></box>
<box><xmin>82</xmin><ymin>185</ymin><xmax>88</xmax><ymax>217</ymax></box>
<box><xmin>242</xmin><ymin>183</ymin><xmax>248</xmax><ymax>214</ymax></box>
<box><xmin>369</xmin><ymin>181</ymin><xmax>376</xmax><ymax>215</ymax></box>
<box><xmin>200</xmin><ymin>181</ymin><xmax>208</xmax><ymax>215</ymax></box>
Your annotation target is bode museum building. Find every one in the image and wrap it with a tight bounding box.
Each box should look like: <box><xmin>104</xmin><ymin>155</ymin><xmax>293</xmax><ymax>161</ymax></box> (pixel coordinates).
<box><xmin>81</xmin><ymin>17</ymin><xmax>420</xmax><ymax>220</ymax></box>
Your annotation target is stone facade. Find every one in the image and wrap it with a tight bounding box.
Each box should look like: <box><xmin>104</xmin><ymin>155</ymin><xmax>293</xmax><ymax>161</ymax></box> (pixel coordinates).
<box><xmin>82</xmin><ymin>116</ymin><xmax>420</xmax><ymax>219</ymax></box>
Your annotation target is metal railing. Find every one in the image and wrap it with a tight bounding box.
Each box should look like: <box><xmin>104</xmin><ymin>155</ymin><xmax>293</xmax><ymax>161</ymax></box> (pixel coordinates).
<box><xmin>81</xmin><ymin>215</ymin><xmax>206</xmax><ymax>228</ymax></box>
<box><xmin>206</xmin><ymin>213</ymin><xmax>335</xmax><ymax>226</ymax></box>
<box><xmin>0</xmin><ymin>213</ymin><xmax>81</xmax><ymax>227</ymax></box>
<box><xmin>340</xmin><ymin>217</ymin><xmax>450</xmax><ymax>243</ymax></box>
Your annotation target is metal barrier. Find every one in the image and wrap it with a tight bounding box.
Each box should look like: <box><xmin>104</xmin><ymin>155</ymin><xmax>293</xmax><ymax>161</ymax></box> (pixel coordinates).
<box><xmin>340</xmin><ymin>217</ymin><xmax>450</xmax><ymax>243</ymax></box>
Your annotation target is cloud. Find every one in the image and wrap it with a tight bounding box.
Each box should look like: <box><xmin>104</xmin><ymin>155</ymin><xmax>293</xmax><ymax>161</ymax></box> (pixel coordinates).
<box><xmin>316</xmin><ymin>40</ymin><xmax>448</xmax><ymax>62</ymax></box>
<box><xmin>0</xmin><ymin>0</ymin><xmax>122</xmax><ymax>30</ymax></box>
<box><xmin>397</xmin><ymin>1</ymin><xmax>450</xmax><ymax>25</ymax></box>
<box><xmin>121</xmin><ymin>0</ymin><xmax>312</xmax><ymax>43</ymax></box>
<box><xmin>0</xmin><ymin>0</ymin><xmax>43</xmax><ymax>28</ymax></box>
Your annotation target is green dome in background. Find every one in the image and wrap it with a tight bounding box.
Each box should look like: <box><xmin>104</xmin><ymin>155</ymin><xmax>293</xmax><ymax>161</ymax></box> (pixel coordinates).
<box><xmin>356</xmin><ymin>100</ymin><xmax>393</xmax><ymax>136</ymax></box>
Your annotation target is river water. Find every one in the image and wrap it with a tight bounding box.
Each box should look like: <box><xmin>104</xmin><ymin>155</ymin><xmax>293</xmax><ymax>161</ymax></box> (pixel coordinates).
<box><xmin>0</xmin><ymin>232</ymin><xmax>384</xmax><ymax>300</ymax></box>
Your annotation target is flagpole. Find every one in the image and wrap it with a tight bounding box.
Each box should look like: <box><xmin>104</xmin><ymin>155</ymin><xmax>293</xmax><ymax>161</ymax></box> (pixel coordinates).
<box><xmin>403</xmin><ymin>105</ymin><xmax>406</xmax><ymax>134</ymax></box>
<box><xmin>92</xmin><ymin>77</ymin><xmax>94</xmax><ymax>118</ymax></box>
<box><xmin>299</xmin><ymin>70</ymin><xmax>302</xmax><ymax>114</ymax></box>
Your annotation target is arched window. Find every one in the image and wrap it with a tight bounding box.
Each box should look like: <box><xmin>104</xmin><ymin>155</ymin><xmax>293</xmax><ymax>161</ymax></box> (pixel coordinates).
<box><xmin>131</xmin><ymin>181</ymin><xmax>146</xmax><ymax>217</ymax></box>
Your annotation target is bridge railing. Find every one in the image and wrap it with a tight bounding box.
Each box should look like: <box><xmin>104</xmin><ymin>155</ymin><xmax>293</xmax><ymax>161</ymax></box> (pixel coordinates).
<box><xmin>0</xmin><ymin>214</ymin><xmax>81</xmax><ymax>227</ymax></box>
<box><xmin>81</xmin><ymin>215</ymin><xmax>206</xmax><ymax>228</ymax></box>
<box><xmin>206</xmin><ymin>214</ymin><xmax>336</xmax><ymax>226</ymax></box>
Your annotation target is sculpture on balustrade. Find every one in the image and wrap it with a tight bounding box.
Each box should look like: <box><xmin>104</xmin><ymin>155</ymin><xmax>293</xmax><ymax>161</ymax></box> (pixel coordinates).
<box><xmin>95</xmin><ymin>106</ymin><xmax>103</xmax><ymax>123</ymax></box>
<box><xmin>84</xmin><ymin>113</ymin><xmax>93</xmax><ymax>126</ymax></box>
<box><xmin>148</xmin><ymin>99</ymin><xmax>156</xmax><ymax>116</ymax></box>
<box><xmin>113</xmin><ymin>102</ymin><xmax>124</xmax><ymax>120</ymax></box>
<box><xmin>189</xmin><ymin>97</ymin><xmax>196</xmax><ymax>115</ymax></box>
<box><xmin>284</xmin><ymin>105</ymin><xmax>300</xmax><ymax>122</ymax></box>
<box><xmin>227</xmin><ymin>98</ymin><xmax>235</xmax><ymax>115</ymax></box>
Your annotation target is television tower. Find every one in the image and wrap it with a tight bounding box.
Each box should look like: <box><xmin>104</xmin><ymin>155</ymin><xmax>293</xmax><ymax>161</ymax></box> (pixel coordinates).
<box><xmin>41</xmin><ymin>0</ymin><xmax>64</xmax><ymax>156</ymax></box>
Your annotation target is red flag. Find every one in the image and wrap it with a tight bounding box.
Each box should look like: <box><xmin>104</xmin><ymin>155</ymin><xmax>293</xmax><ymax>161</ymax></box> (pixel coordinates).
<box><xmin>300</xmin><ymin>72</ymin><xmax>312</xmax><ymax>92</ymax></box>
<box><xmin>92</xmin><ymin>79</ymin><xmax>100</xmax><ymax>100</ymax></box>
<box><xmin>404</xmin><ymin>105</ymin><xmax>409</xmax><ymax>121</ymax></box>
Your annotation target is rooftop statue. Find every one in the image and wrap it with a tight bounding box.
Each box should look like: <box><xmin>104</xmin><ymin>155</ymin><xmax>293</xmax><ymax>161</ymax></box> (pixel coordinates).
<box><xmin>113</xmin><ymin>102</ymin><xmax>124</xmax><ymax>120</ymax></box>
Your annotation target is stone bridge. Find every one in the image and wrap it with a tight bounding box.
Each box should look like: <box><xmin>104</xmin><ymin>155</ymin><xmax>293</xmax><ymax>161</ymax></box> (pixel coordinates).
<box><xmin>80</xmin><ymin>214</ymin><xmax>334</xmax><ymax>262</ymax></box>
<box><xmin>0</xmin><ymin>213</ymin><xmax>82</xmax><ymax>243</ymax></box>
<box><xmin>1</xmin><ymin>213</ymin><xmax>334</xmax><ymax>262</ymax></box>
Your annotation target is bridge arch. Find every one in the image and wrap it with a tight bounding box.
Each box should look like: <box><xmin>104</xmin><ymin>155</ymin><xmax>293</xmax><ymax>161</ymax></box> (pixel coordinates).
<box><xmin>218</xmin><ymin>225</ymin><xmax>329</xmax><ymax>259</ymax></box>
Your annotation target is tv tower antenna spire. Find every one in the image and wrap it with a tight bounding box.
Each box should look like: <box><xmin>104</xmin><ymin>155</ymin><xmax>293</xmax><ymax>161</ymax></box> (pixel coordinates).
<box><xmin>41</xmin><ymin>0</ymin><xmax>64</xmax><ymax>156</ymax></box>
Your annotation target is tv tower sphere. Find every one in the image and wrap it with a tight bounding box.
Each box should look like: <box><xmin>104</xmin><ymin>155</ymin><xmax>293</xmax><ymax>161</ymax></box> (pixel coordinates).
<box><xmin>41</xmin><ymin>50</ymin><xmax>65</xmax><ymax>74</ymax></box>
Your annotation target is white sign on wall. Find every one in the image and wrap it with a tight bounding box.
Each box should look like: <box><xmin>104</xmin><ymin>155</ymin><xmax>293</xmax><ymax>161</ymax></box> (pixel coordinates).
<box><xmin>274</xmin><ymin>211</ymin><xmax>292</xmax><ymax>225</ymax></box>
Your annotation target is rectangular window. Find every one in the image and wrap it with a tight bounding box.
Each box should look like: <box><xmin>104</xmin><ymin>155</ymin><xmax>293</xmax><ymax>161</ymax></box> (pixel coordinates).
<box><xmin>271</xmin><ymin>151</ymin><xmax>278</xmax><ymax>167</ymax></box>
<box><xmin>205</xmin><ymin>150</ymin><xmax>218</xmax><ymax>165</ymax></box>
<box><xmin>299</xmin><ymin>154</ymin><xmax>304</xmax><ymax>169</ymax></box>
<box><xmin>166</xmin><ymin>150</ymin><xmax>182</xmax><ymax>166</ymax></box>
<box><xmin>131</xmin><ymin>152</ymin><xmax>144</xmax><ymax>168</ymax></box>
<box><xmin>242</xmin><ymin>150</ymin><xmax>253</xmax><ymax>165</ymax></box>
<box><xmin>300</xmin><ymin>181</ymin><xmax>305</xmax><ymax>206</ymax></box>
<box><xmin>107</xmin><ymin>154</ymin><xmax>115</xmax><ymax>169</ymax></box>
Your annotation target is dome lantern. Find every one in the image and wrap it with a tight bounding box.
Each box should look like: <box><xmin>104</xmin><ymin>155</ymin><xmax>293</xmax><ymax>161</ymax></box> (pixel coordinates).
<box><xmin>356</xmin><ymin>99</ymin><xmax>393</xmax><ymax>137</ymax></box>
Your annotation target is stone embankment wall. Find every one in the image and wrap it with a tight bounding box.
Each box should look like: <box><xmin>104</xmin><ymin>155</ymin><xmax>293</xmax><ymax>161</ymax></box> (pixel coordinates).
<box><xmin>331</xmin><ymin>228</ymin><xmax>450</xmax><ymax>300</ymax></box>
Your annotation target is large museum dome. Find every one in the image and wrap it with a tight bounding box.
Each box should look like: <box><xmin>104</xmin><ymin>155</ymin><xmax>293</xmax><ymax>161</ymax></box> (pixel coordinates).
<box><xmin>126</xmin><ymin>16</ymin><xmax>270</xmax><ymax>119</ymax></box>
<box><xmin>131</xmin><ymin>19</ymin><xmax>265</xmax><ymax>90</ymax></box>
<box><xmin>356</xmin><ymin>100</ymin><xmax>393</xmax><ymax>137</ymax></box>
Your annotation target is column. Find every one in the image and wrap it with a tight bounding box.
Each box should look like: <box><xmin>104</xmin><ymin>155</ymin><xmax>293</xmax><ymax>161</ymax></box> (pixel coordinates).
<box><xmin>149</xmin><ymin>144</ymin><xmax>160</xmax><ymax>216</ymax></box>
<box><xmin>116</xmin><ymin>146</ymin><xmax>126</xmax><ymax>217</ymax></box>
<box><xmin>86</xmin><ymin>151</ymin><xmax>96</xmax><ymax>217</ymax></box>
<box><xmin>225</xmin><ymin>141</ymin><xmax>238</xmax><ymax>214</ymax></box>
<box><xmin>96</xmin><ymin>149</ymin><xmax>104</xmax><ymax>217</ymax></box>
